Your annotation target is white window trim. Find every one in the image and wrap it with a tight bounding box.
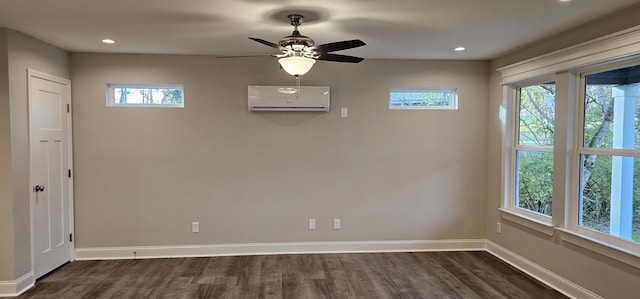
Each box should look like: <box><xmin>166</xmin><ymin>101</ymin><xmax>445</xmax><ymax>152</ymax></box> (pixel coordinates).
<box><xmin>499</xmin><ymin>25</ymin><xmax>640</xmax><ymax>267</ymax></box>
<box><xmin>557</xmin><ymin>228</ymin><xmax>640</xmax><ymax>269</ymax></box>
<box><xmin>106</xmin><ymin>83</ymin><xmax>184</xmax><ymax>108</ymax></box>
<box><xmin>499</xmin><ymin>208</ymin><xmax>555</xmax><ymax>236</ymax></box>
<box><xmin>498</xmin><ymin>25</ymin><xmax>640</xmax><ymax>85</ymax></box>
<box><xmin>389</xmin><ymin>88</ymin><xmax>458</xmax><ymax>110</ymax></box>
<box><xmin>501</xmin><ymin>79</ymin><xmax>555</xmax><ymax>230</ymax></box>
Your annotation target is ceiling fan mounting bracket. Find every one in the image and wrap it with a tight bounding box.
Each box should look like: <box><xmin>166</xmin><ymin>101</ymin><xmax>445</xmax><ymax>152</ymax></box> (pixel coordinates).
<box><xmin>288</xmin><ymin>14</ymin><xmax>304</xmax><ymax>27</ymax></box>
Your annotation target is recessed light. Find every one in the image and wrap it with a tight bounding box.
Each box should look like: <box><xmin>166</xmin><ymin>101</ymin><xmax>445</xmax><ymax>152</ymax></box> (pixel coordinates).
<box><xmin>454</xmin><ymin>47</ymin><xmax>466</xmax><ymax>52</ymax></box>
<box><xmin>102</xmin><ymin>39</ymin><xmax>115</xmax><ymax>44</ymax></box>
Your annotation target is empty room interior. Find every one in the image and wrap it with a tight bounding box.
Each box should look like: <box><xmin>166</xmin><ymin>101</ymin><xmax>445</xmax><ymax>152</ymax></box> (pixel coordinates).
<box><xmin>2</xmin><ymin>0</ymin><xmax>640</xmax><ymax>298</ymax></box>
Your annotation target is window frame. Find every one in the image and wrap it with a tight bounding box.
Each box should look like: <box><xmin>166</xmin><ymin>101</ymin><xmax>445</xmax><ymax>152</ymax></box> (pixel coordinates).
<box><xmin>498</xmin><ymin>25</ymin><xmax>640</xmax><ymax>265</ymax></box>
<box><xmin>504</xmin><ymin>78</ymin><xmax>556</xmax><ymax>226</ymax></box>
<box><xmin>106</xmin><ymin>83</ymin><xmax>185</xmax><ymax>108</ymax></box>
<box><xmin>569</xmin><ymin>62</ymin><xmax>640</xmax><ymax>252</ymax></box>
<box><xmin>388</xmin><ymin>88</ymin><xmax>458</xmax><ymax>110</ymax></box>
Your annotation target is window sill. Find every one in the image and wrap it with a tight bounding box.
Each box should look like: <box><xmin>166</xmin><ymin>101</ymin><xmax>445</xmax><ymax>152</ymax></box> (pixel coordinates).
<box><xmin>107</xmin><ymin>104</ymin><xmax>184</xmax><ymax>108</ymax></box>
<box><xmin>556</xmin><ymin>228</ymin><xmax>640</xmax><ymax>269</ymax></box>
<box><xmin>499</xmin><ymin>208</ymin><xmax>555</xmax><ymax>236</ymax></box>
<box><xmin>499</xmin><ymin>208</ymin><xmax>640</xmax><ymax>269</ymax></box>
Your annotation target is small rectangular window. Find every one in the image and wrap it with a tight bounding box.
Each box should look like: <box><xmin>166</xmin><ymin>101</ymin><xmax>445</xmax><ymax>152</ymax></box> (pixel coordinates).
<box><xmin>389</xmin><ymin>88</ymin><xmax>458</xmax><ymax>110</ymax></box>
<box><xmin>106</xmin><ymin>84</ymin><xmax>184</xmax><ymax>108</ymax></box>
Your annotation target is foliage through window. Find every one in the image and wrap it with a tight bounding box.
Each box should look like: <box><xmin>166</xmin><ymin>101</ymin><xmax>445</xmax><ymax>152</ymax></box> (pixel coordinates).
<box><xmin>389</xmin><ymin>88</ymin><xmax>457</xmax><ymax>110</ymax></box>
<box><xmin>107</xmin><ymin>84</ymin><xmax>184</xmax><ymax>107</ymax></box>
<box><xmin>514</xmin><ymin>83</ymin><xmax>556</xmax><ymax>216</ymax></box>
<box><xmin>579</xmin><ymin>66</ymin><xmax>640</xmax><ymax>244</ymax></box>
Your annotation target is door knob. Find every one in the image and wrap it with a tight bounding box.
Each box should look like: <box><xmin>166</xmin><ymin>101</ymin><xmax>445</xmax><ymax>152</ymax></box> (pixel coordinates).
<box><xmin>34</xmin><ymin>185</ymin><xmax>45</xmax><ymax>192</ymax></box>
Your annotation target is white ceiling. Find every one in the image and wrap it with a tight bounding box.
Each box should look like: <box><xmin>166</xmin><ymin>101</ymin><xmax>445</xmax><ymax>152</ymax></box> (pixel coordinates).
<box><xmin>1</xmin><ymin>0</ymin><xmax>639</xmax><ymax>60</ymax></box>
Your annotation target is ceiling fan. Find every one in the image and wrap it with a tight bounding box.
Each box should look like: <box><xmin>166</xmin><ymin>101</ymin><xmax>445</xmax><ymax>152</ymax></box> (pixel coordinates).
<box><xmin>249</xmin><ymin>14</ymin><xmax>366</xmax><ymax>76</ymax></box>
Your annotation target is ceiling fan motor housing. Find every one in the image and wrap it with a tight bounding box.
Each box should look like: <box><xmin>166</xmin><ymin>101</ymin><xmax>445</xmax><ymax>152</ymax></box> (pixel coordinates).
<box><xmin>278</xmin><ymin>14</ymin><xmax>316</xmax><ymax>52</ymax></box>
<box><xmin>279</xmin><ymin>33</ymin><xmax>315</xmax><ymax>50</ymax></box>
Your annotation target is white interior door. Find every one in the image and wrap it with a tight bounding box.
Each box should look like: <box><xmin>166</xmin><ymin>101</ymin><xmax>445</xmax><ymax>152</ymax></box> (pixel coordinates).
<box><xmin>29</xmin><ymin>70</ymin><xmax>73</xmax><ymax>279</ymax></box>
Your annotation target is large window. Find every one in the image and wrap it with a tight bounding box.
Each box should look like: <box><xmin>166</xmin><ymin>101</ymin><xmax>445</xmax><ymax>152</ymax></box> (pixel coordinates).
<box><xmin>500</xmin><ymin>27</ymin><xmax>640</xmax><ymax>267</ymax></box>
<box><xmin>579</xmin><ymin>66</ymin><xmax>640</xmax><ymax>244</ymax></box>
<box><xmin>107</xmin><ymin>84</ymin><xmax>184</xmax><ymax>108</ymax></box>
<box><xmin>514</xmin><ymin>83</ymin><xmax>556</xmax><ymax>216</ymax></box>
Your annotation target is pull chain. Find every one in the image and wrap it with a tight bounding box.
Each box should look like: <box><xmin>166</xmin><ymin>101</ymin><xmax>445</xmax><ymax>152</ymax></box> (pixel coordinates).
<box><xmin>295</xmin><ymin>75</ymin><xmax>301</xmax><ymax>98</ymax></box>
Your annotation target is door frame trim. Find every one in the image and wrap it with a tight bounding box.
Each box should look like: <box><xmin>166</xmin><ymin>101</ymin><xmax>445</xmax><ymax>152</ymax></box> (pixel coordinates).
<box><xmin>27</xmin><ymin>69</ymin><xmax>75</xmax><ymax>278</ymax></box>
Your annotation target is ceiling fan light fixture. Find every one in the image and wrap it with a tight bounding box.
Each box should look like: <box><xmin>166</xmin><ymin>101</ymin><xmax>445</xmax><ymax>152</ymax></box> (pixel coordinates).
<box><xmin>277</xmin><ymin>87</ymin><xmax>298</xmax><ymax>94</ymax></box>
<box><xmin>278</xmin><ymin>56</ymin><xmax>316</xmax><ymax>76</ymax></box>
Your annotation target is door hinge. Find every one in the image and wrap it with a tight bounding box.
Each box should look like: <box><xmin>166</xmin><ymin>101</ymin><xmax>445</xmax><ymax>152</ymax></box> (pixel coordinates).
<box><xmin>67</xmin><ymin>103</ymin><xmax>70</xmax><ymax>113</ymax></box>
<box><xmin>68</xmin><ymin>169</ymin><xmax>71</xmax><ymax>178</ymax></box>
<box><xmin>69</xmin><ymin>233</ymin><xmax>73</xmax><ymax>242</ymax></box>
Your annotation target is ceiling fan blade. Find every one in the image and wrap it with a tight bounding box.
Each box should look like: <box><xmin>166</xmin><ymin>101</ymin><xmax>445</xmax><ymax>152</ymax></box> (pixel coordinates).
<box><xmin>249</xmin><ymin>37</ymin><xmax>285</xmax><ymax>51</ymax></box>
<box><xmin>314</xmin><ymin>40</ymin><xmax>366</xmax><ymax>53</ymax></box>
<box><xmin>317</xmin><ymin>53</ymin><xmax>364</xmax><ymax>63</ymax></box>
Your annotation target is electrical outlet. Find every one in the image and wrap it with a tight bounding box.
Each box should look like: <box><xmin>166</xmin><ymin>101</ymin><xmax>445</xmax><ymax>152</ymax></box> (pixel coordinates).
<box><xmin>192</xmin><ymin>222</ymin><xmax>200</xmax><ymax>233</ymax></box>
<box><xmin>497</xmin><ymin>222</ymin><xmax>502</xmax><ymax>234</ymax></box>
<box><xmin>309</xmin><ymin>219</ymin><xmax>316</xmax><ymax>230</ymax></box>
<box><xmin>333</xmin><ymin>219</ymin><xmax>341</xmax><ymax>230</ymax></box>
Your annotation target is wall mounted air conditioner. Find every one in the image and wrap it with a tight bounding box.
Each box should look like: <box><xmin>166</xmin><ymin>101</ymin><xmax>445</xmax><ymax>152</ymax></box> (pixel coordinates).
<box><xmin>248</xmin><ymin>86</ymin><xmax>330</xmax><ymax>112</ymax></box>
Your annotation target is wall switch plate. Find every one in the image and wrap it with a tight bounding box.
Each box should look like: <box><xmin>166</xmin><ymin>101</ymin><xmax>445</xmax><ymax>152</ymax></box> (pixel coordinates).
<box><xmin>340</xmin><ymin>107</ymin><xmax>348</xmax><ymax>118</ymax></box>
<box><xmin>497</xmin><ymin>222</ymin><xmax>502</xmax><ymax>234</ymax></box>
<box><xmin>333</xmin><ymin>219</ymin><xmax>341</xmax><ymax>230</ymax></box>
<box><xmin>192</xmin><ymin>222</ymin><xmax>200</xmax><ymax>233</ymax></box>
<box><xmin>309</xmin><ymin>219</ymin><xmax>316</xmax><ymax>230</ymax></box>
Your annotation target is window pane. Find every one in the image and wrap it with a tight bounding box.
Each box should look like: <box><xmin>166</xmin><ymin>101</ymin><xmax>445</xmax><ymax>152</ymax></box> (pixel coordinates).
<box><xmin>579</xmin><ymin>154</ymin><xmax>640</xmax><ymax>244</ymax></box>
<box><xmin>114</xmin><ymin>88</ymin><xmax>183</xmax><ymax>105</ymax></box>
<box><xmin>516</xmin><ymin>150</ymin><xmax>553</xmax><ymax>216</ymax></box>
<box><xmin>389</xmin><ymin>88</ymin><xmax>457</xmax><ymax>109</ymax></box>
<box><xmin>583</xmin><ymin>67</ymin><xmax>640</xmax><ymax>149</ymax></box>
<box><xmin>518</xmin><ymin>84</ymin><xmax>555</xmax><ymax>146</ymax></box>
<box><xmin>107</xmin><ymin>84</ymin><xmax>184</xmax><ymax>107</ymax></box>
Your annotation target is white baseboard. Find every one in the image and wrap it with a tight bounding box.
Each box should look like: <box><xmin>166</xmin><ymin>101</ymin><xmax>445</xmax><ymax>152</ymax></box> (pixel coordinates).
<box><xmin>0</xmin><ymin>271</ymin><xmax>34</xmax><ymax>297</ymax></box>
<box><xmin>486</xmin><ymin>241</ymin><xmax>602</xmax><ymax>299</ymax></box>
<box><xmin>75</xmin><ymin>239</ymin><xmax>487</xmax><ymax>260</ymax></box>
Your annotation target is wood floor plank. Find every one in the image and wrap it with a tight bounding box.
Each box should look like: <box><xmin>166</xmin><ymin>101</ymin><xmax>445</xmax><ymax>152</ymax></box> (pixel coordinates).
<box><xmin>15</xmin><ymin>252</ymin><xmax>568</xmax><ymax>299</ymax></box>
<box><xmin>337</xmin><ymin>254</ymin><xmax>381</xmax><ymax>298</ymax></box>
<box><xmin>466</xmin><ymin>251</ymin><xmax>563</xmax><ymax>299</ymax></box>
<box><xmin>282</xmin><ymin>272</ymin><xmax>305</xmax><ymax>299</ymax></box>
<box><xmin>257</xmin><ymin>255</ymin><xmax>283</xmax><ymax>299</ymax></box>
<box><xmin>321</xmin><ymin>255</ymin><xmax>357</xmax><ymax>298</ymax></box>
<box><xmin>413</xmin><ymin>252</ymin><xmax>480</xmax><ymax>299</ymax></box>
<box><xmin>431</xmin><ymin>251</ymin><xmax>509</xmax><ymax>299</ymax></box>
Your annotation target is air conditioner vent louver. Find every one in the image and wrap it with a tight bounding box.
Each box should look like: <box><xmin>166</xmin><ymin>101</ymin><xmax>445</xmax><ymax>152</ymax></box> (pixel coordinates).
<box><xmin>248</xmin><ymin>86</ymin><xmax>330</xmax><ymax>112</ymax></box>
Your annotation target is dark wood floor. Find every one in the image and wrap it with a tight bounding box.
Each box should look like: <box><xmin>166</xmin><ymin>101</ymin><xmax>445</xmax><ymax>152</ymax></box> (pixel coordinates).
<box><xmin>15</xmin><ymin>251</ymin><xmax>567</xmax><ymax>299</ymax></box>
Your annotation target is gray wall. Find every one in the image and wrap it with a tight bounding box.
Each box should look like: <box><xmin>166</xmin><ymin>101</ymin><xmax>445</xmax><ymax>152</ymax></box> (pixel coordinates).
<box><xmin>0</xmin><ymin>29</ymin><xmax>14</xmax><ymax>281</ymax></box>
<box><xmin>0</xmin><ymin>28</ymin><xmax>69</xmax><ymax>281</ymax></box>
<box><xmin>486</xmin><ymin>5</ymin><xmax>640</xmax><ymax>298</ymax></box>
<box><xmin>70</xmin><ymin>54</ymin><xmax>489</xmax><ymax>247</ymax></box>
